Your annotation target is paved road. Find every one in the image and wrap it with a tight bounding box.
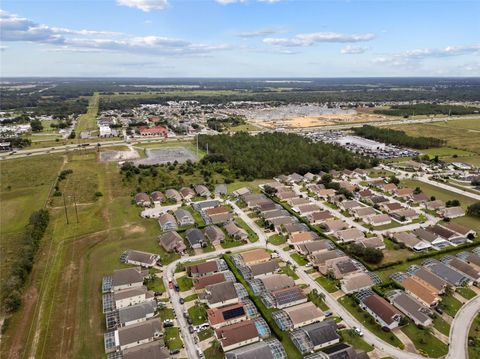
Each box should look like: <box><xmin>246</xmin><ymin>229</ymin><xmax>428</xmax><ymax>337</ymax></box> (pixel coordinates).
<box><xmin>162</xmin><ymin>199</ymin><xmax>432</xmax><ymax>359</ymax></box>
<box><xmin>446</xmin><ymin>294</ymin><xmax>480</xmax><ymax>359</ymax></box>
<box><xmin>380</xmin><ymin>164</ymin><xmax>480</xmax><ymax>201</ymax></box>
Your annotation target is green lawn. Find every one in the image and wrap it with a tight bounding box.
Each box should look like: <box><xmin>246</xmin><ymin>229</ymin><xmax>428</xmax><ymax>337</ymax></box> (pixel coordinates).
<box><xmin>307</xmin><ymin>290</ymin><xmax>329</xmax><ymax>311</ymax></box>
<box><xmin>280</xmin><ymin>264</ymin><xmax>299</xmax><ymax>280</ymax></box>
<box><xmin>145</xmin><ymin>276</ymin><xmax>166</xmax><ymax>293</ymax></box>
<box><xmin>440</xmin><ymin>294</ymin><xmax>463</xmax><ymax>317</ymax></box>
<box><xmin>268</xmin><ymin>234</ymin><xmax>286</xmax><ymax>245</ymax></box>
<box><xmin>158</xmin><ymin>307</ymin><xmax>175</xmax><ymax>321</ymax></box>
<box><xmin>204</xmin><ymin>344</ymin><xmax>224</xmax><ymax>359</ymax></box>
<box><xmin>177</xmin><ymin>275</ymin><xmax>193</xmax><ymax>292</ymax></box>
<box><xmin>432</xmin><ymin>315</ymin><xmax>451</xmax><ymax>337</ymax></box>
<box><xmin>468</xmin><ymin>314</ymin><xmax>480</xmax><ymax>359</ymax></box>
<box><xmin>400</xmin><ymin>320</ymin><xmax>449</xmax><ymax>358</ymax></box>
<box><xmin>456</xmin><ymin>287</ymin><xmax>477</xmax><ymax>300</ymax></box>
<box><xmin>290</xmin><ymin>253</ymin><xmax>308</xmax><ymax>266</ymax></box>
<box><xmin>315</xmin><ymin>275</ymin><xmax>339</xmax><ymax>293</ymax></box>
<box><xmin>220</xmin><ymin>236</ymin><xmax>245</xmax><ymax>248</ymax></box>
<box><xmin>338</xmin><ymin>296</ymin><xmax>404</xmax><ymax>349</ymax></box>
<box><xmin>202</xmin><ymin>243</ymin><xmax>216</xmax><ymax>253</ymax></box>
<box><xmin>164</xmin><ymin>327</ymin><xmax>183</xmax><ymax>350</ymax></box>
<box><xmin>188</xmin><ymin>303</ymin><xmax>208</xmax><ymax>325</ymax></box>
<box><xmin>368</xmin><ymin>168</ymin><xmax>395</xmax><ymax>178</ymax></box>
<box><xmin>184</xmin><ymin>293</ymin><xmax>198</xmax><ymax>302</ymax></box>
<box><xmin>339</xmin><ymin>330</ymin><xmax>374</xmax><ymax>352</ymax></box>
<box><xmin>198</xmin><ymin>328</ymin><xmax>214</xmax><ymax>342</ymax></box>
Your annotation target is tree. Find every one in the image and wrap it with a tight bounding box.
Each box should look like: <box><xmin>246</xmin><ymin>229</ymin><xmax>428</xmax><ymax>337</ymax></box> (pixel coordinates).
<box><xmin>389</xmin><ymin>176</ymin><xmax>400</xmax><ymax>185</ymax></box>
<box><xmin>30</xmin><ymin>119</ymin><xmax>43</xmax><ymax>132</ymax></box>
<box><xmin>321</xmin><ymin>174</ymin><xmax>333</xmax><ymax>184</ymax></box>
<box><xmin>413</xmin><ymin>187</ymin><xmax>422</xmax><ymax>195</ymax></box>
<box><xmin>467</xmin><ymin>202</ymin><xmax>480</xmax><ymax>217</ymax></box>
<box><xmin>363</xmin><ymin>247</ymin><xmax>384</xmax><ymax>264</ymax></box>
<box><xmin>263</xmin><ymin>185</ymin><xmax>277</xmax><ymax>196</ymax></box>
<box><xmin>446</xmin><ymin>199</ymin><xmax>460</xmax><ymax>207</ymax></box>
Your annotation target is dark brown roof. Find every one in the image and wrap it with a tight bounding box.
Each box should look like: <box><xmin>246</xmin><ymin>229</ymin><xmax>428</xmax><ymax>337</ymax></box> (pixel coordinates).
<box><xmin>194</xmin><ymin>272</ymin><xmax>227</xmax><ymax>289</ymax></box>
<box><xmin>215</xmin><ymin>320</ymin><xmax>258</xmax><ymax>348</ymax></box>
<box><xmin>363</xmin><ymin>294</ymin><xmax>401</xmax><ymax>326</ymax></box>
<box><xmin>187</xmin><ymin>260</ymin><xmax>218</xmax><ymax>275</ymax></box>
<box><xmin>426</xmin><ymin>225</ymin><xmax>457</xmax><ymax>239</ymax></box>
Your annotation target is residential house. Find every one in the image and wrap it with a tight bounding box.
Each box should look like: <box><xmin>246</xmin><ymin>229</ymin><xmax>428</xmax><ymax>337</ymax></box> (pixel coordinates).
<box><xmin>308</xmin><ymin>210</ymin><xmax>335</xmax><ymax>224</ymax></box>
<box><xmin>263</xmin><ymin>209</ymin><xmax>289</xmax><ymax>221</ymax></box>
<box><xmin>248</xmin><ymin>260</ymin><xmax>279</xmax><ymax>278</ymax></box>
<box><xmin>185</xmin><ymin>228</ymin><xmax>206</xmax><ymax>249</ymax></box>
<box><xmin>265</xmin><ymin>286</ymin><xmax>307</xmax><ymax>309</ymax></box>
<box><xmin>411</xmin><ymin>267</ymin><xmax>447</xmax><ymax>294</ymax></box>
<box><xmin>232</xmin><ymin>187</ymin><xmax>251</xmax><ymax>198</ymax></box>
<box><xmin>158</xmin><ymin>213</ymin><xmax>177</xmax><ymax>231</ymax></box>
<box><xmin>409</xmin><ymin>193</ymin><xmax>429</xmax><ymax>204</ymax></box>
<box><xmin>338</xmin><ymin>200</ymin><xmax>363</xmax><ymax>212</ymax></box>
<box><xmin>158</xmin><ymin>231</ymin><xmax>186</xmax><ymax>253</ymax></box>
<box><xmin>401</xmin><ymin>276</ymin><xmax>440</xmax><ymax>307</ymax></box>
<box><xmin>112</xmin><ymin>268</ymin><xmax>145</xmax><ymax>291</ymax></box>
<box><xmin>273</xmin><ymin>302</ymin><xmax>324</xmax><ymax>331</ymax></box>
<box><xmin>138</xmin><ymin>126</ymin><xmax>168</xmax><ymax>137</ymax></box>
<box><xmin>165</xmin><ymin>188</ymin><xmax>182</xmax><ymax>202</ymax></box>
<box><xmin>174</xmin><ymin>208</ymin><xmax>195</xmax><ymax>227</ymax></box>
<box><xmin>296</xmin><ymin>204</ymin><xmax>321</xmax><ymax>216</ymax></box>
<box><xmin>122</xmin><ymin>250</ymin><xmax>159</xmax><ymax>268</ymax></box>
<box><xmin>206</xmin><ymin>206</ymin><xmax>232</xmax><ymax>224</ymax></box>
<box><xmin>444</xmin><ymin>257</ymin><xmax>480</xmax><ymax>283</ymax></box>
<box><xmin>290</xmin><ymin>320</ymin><xmax>340</xmax><ymax>354</ymax></box>
<box><xmin>439</xmin><ymin>206</ymin><xmax>465</xmax><ymax>219</ymax></box>
<box><xmin>194</xmin><ymin>184</ymin><xmax>211</xmax><ymax>197</ymax></box>
<box><xmin>215</xmin><ymin>184</ymin><xmax>228</xmax><ymax>196</ymax></box>
<box><xmin>358</xmin><ymin>236</ymin><xmax>385</xmax><ymax>250</ymax></box>
<box><xmin>113</xmin><ymin>319</ymin><xmax>162</xmax><ymax>352</ymax></box>
<box><xmin>240</xmin><ymin>249</ymin><xmax>270</xmax><ymax>266</ymax></box>
<box><xmin>260</xmin><ymin>274</ymin><xmax>295</xmax><ymax>292</ymax></box>
<box><xmin>360</xmin><ymin>293</ymin><xmax>402</xmax><ymax>330</ymax></box>
<box><xmin>215</xmin><ymin>320</ymin><xmax>259</xmax><ymax>352</ymax></box>
<box><xmin>315</xmin><ymin>188</ymin><xmax>336</xmax><ymax>199</ymax></box>
<box><xmin>380</xmin><ymin>202</ymin><xmax>403</xmax><ymax>213</ymax></box>
<box><xmin>289</xmin><ymin>231</ymin><xmax>319</xmax><ymax>245</ymax></box>
<box><xmin>357</xmin><ymin>189</ymin><xmax>374</xmax><ymax>201</ymax></box>
<box><xmin>424</xmin><ymin>200</ymin><xmax>445</xmax><ymax>211</ymax></box>
<box><xmin>340</xmin><ymin>272</ymin><xmax>375</xmax><ymax>294</ymax></box>
<box><xmin>390</xmin><ymin>208</ymin><xmax>419</xmax><ymax>222</ymax></box>
<box><xmin>194</xmin><ymin>272</ymin><xmax>228</xmax><ymax>290</ymax></box>
<box><xmin>287</xmin><ymin>197</ymin><xmax>311</xmax><ymax>207</ymax></box>
<box><xmin>208</xmin><ymin>303</ymin><xmax>247</xmax><ymax>329</ymax></box>
<box><xmin>276</xmin><ymin>191</ymin><xmax>298</xmax><ymax>201</ymax></box>
<box><xmin>352</xmin><ymin>206</ymin><xmax>377</xmax><ymax>220</ymax></box>
<box><xmin>204</xmin><ymin>225</ymin><xmax>225</xmax><ymax>244</ymax></box>
<box><xmin>324</xmin><ymin>257</ymin><xmax>361</xmax><ymax>279</ymax></box>
<box><xmin>194</xmin><ymin>200</ymin><xmax>220</xmax><ymax>211</ymax></box>
<box><xmin>224</xmin><ymin>221</ymin><xmax>248</xmax><ymax>241</ymax></box>
<box><xmin>225</xmin><ymin>339</ymin><xmax>287</xmax><ymax>359</ymax></box>
<box><xmin>427</xmin><ymin>225</ymin><xmax>462</xmax><ymax>242</ymax></box>
<box><xmin>365</xmin><ymin>214</ymin><xmax>391</xmax><ymax>227</ymax></box>
<box><xmin>389</xmin><ymin>291</ymin><xmax>432</xmax><ymax>327</ymax></box>
<box><xmin>283</xmin><ymin>223</ymin><xmax>309</xmax><ymax>235</ymax></box>
<box><xmin>391</xmin><ymin>232</ymin><xmax>431</xmax><ymax>251</ymax></box>
<box><xmin>179</xmin><ymin>187</ymin><xmax>195</xmax><ymax>201</ymax></box>
<box><xmin>116</xmin><ymin>300</ymin><xmax>157</xmax><ymax>327</ymax></box>
<box><xmin>443</xmin><ymin>222</ymin><xmax>476</xmax><ymax>239</ymax></box>
<box><xmin>113</xmin><ymin>287</ymin><xmax>153</xmax><ymax>309</ymax></box>
<box><xmin>310</xmin><ymin>250</ymin><xmax>345</xmax><ymax>269</ymax></box>
<box><xmin>424</xmin><ymin>261</ymin><xmax>471</xmax><ymax>287</ymax></box>
<box><xmin>187</xmin><ymin>260</ymin><xmax>220</xmax><ymax>277</ymax></box>
<box><xmin>200</xmin><ymin>281</ymin><xmax>239</xmax><ymax>308</ymax></box>
<box><xmin>335</xmin><ymin>228</ymin><xmax>365</xmax><ymax>243</ymax></box>
<box><xmin>413</xmin><ymin>228</ymin><xmax>449</xmax><ymax>248</ymax></box>
<box><xmin>394</xmin><ymin>187</ymin><xmax>413</xmax><ymax>198</ymax></box>
<box><xmin>134</xmin><ymin>193</ymin><xmax>151</xmax><ymax>207</ymax></box>
<box><xmin>296</xmin><ymin>240</ymin><xmax>334</xmax><ymax>256</ymax></box>
<box><xmin>150</xmin><ymin>191</ymin><xmax>164</xmax><ymax>205</ymax></box>
<box><xmin>322</xmin><ymin>220</ymin><xmax>348</xmax><ymax>233</ymax></box>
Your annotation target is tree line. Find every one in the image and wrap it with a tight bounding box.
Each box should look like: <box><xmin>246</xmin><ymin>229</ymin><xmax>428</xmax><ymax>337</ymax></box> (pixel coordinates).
<box><xmin>1</xmin><ymin>209</ymin><xmax>50</xmax><ymax>314</ymax></box>
<box><xmin>352</xmin><ymin>125</ymin><xmax>445</xmax><ymax>149</ymax></box>
<box><xmin>374</xmin><ymin>104</ymin><xmax>479</xmax><ymax>117</ymax></box>
<box><xmin>198</xmin><ymin>132</ymin><xmax>372</xmax><ymax>180</ymax></box>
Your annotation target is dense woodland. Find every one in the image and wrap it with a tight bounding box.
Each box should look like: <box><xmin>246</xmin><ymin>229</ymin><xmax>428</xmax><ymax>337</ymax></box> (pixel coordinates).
<box><xmin>374</xmin><ymin>104</ymin><xmax>480</xmax><ymax>117</ymax></box>
<box><xmin>352</xmin><ymin>125</ymin><xmax>445</xmax><ymax>149</ymax></box>
<box><xmin>198</xmin><ymin>132</ymin><xmax>373</xmax><ymax>179</ymax></box>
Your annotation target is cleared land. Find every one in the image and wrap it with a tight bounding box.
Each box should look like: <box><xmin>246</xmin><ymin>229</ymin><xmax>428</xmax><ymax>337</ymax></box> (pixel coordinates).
<box><xmin>75</xmin><ymin>93</ymin><xmax>100</xmax><ymax>134</ymax></box>
<box><xmin>389</xmin><ymin>118</ymin><xmax>480</xmax><ymax>154</ymax></box>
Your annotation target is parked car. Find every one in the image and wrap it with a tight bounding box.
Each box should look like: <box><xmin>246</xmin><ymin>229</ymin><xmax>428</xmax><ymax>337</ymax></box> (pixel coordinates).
<box><xmin>435</xmin><ymin>306</ymin><xmax>444</xmax><ymax>315</ymax></box>
<box><xmin>179</xmin><ymin>298</ymin><xmax>185</xmax><ymax>304</ymax></box>
<box><xmin>337</xmin><ymin>323</ymin><xmax>346</xmax><ymax>330</ymax></box>
<box><xmin>353</xmin><ymin>326</ymin><xmax>364</xmax><ymax>336</ymax></box>
<box><xmin>189</xmin><ymin>326</ymin><xmax>195</xmax><ymax>334</ymax></box>
<box><xmin>325</xmin><ymin>311</ymin><xmax>333</xmax><ymax>317</ymax></box>
<box><xmin>170</xmin><ymin>348</ymin><xmax>180</xmax><ymax>355</ymax></box>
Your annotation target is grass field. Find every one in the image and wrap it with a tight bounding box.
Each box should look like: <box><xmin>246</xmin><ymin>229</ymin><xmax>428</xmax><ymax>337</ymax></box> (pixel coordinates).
<box><xmin>315</xmin><ymin>275</ymin><xmax>339</xmax><ymax>293</ymax></box>
<box><xmin>75</xmin><ymin>93</ymin><xmax>100</xmax><ymax>134</ymax></box>
<box><xmin>339</xmin><ymin>330</ymin><xmax>374</xmax><ymax>352</ymax></box>
<box><xmin>0</xmin><ymin>154</ymin><xmax>64</xmax><ymax>276</ymax></box>
<box><xmin>389</xmin><ymin>118</ymin><xmax>480</xmax><ymax>154</ymax></box>
<box><xmin>164</xmin><ymin>327</ymin><xmax>183</xmax><ymax>350</ymax></box>
<box><xmin>432</xmin><ymin>315</ymin><xmax>451</xmax><ymax>337</ymax></box>
<box><xmin>440</xmin><ymin>294</ymin><xmax>463</xmax><ymax>317</ymax></box>
<box><xmin>188</xmin><ymin>304</ymin><xmax>208</xmax><ymax>325</ymax></box>
<box><xmin>290</xmin><ymin>253</ymin><xmax>308</xmax><ymax>266</ymax></box>
<box><xmin>456</xmin><ymin>287</ymin><xmax>477</xmax><ymax>300</ymax></box>
<box><xmin>0</xmin><ymin>150</ymin><xmax>180</xmax><ymax>359</ymax></box>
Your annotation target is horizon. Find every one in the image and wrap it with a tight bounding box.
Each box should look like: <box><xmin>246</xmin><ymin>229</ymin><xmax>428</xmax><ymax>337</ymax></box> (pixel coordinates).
<box><xmin>1</xmin><ymin>0</ymin><xmax>479</xmax><ymax>77</ymax></box>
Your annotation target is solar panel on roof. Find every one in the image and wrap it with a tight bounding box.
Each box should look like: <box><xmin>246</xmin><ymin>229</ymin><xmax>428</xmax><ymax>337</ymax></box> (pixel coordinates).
<box><xmin>223</xmin><ymin>306</ymin><xmax>245</xmax><ymax>320</ymax></box>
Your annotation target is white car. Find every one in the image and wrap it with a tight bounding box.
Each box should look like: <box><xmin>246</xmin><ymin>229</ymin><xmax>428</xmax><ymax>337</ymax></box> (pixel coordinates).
<box><xmin>353</xmin><ymin>326</ymin><xmax>364</xmax><ymax>336</ymax></box>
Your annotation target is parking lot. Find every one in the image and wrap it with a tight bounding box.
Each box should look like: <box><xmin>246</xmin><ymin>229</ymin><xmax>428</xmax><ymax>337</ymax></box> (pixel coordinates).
<box><xmin>134</xmin><ymin>147</ymin><xmax>198</xmax><ymax>166</ymax></box>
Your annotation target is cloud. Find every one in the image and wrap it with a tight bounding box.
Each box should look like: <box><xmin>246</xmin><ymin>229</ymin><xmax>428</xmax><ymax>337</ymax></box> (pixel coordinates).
<box><xmin>215</xmin><ymin>0</ymin><xmax>282</xmax><ymax>4</ymax></box>
<box><xmin>373</xmin><ymin>44</ymin><xmax>480</xmax><ymax>66</ymax></box>
<box><xmin>236</xmin><ymin>27</ymin><xmax>284</xmax><ymax>38</ymax></box>
<box><xmin>263</xmin><ymin>32</ymin><xmax>375</xmax><ymax>46</ymax></box>
<box><xmin>116</xmin><ymin>0</ymin><xmax>169</xmax><ymax>12</ymax></box>
<box><xmin>0</xmin><ymin>10</ymin><xmax>229</xmax><ymax>56</ymax></box>
<box><xmin>341</xmin><ymin>45</ymin><xmax>368</xmax><ymax>54</ymax></box>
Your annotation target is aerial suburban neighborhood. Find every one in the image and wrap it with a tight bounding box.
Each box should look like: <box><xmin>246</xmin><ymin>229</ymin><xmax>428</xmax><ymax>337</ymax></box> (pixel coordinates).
<box><xmin>1</xmin><ymin>1</ymin><xmax>480</xmax><ymax>359</ymax></box>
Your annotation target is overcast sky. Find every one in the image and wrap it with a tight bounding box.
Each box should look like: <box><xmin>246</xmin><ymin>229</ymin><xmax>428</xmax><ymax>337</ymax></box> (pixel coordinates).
<box><xmin>1</xmin><ymin>0</ymin><xmax>479</xmax><ymax>77</ymax></box>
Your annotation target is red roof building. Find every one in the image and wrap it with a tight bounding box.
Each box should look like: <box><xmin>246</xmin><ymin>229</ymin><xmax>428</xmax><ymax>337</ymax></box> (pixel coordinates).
<box><xmin>138</xmin><ymin>126</ymin><xmax>168</xmax><ymax>137</ymax></box>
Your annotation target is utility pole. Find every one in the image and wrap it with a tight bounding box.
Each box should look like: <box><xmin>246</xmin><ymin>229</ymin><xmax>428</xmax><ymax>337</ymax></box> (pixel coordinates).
<box><xmin>63</xmin><ymin>194</ymin><xmax>70</xmax><ymax>224</ymax></box>
<box><xmin>206</xmin><ymin>143</ymin><xmax>208</xmax><ymax>155</ymax></box>
<box><xmin>196</xmin><ymin>135</ymin><xmax>199</xmax><ymax>157</ymax></box>
<box><xmin>73</xmin><ymin>190</ymin><xmax>79</xmax><ymax>223</ymax></box>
